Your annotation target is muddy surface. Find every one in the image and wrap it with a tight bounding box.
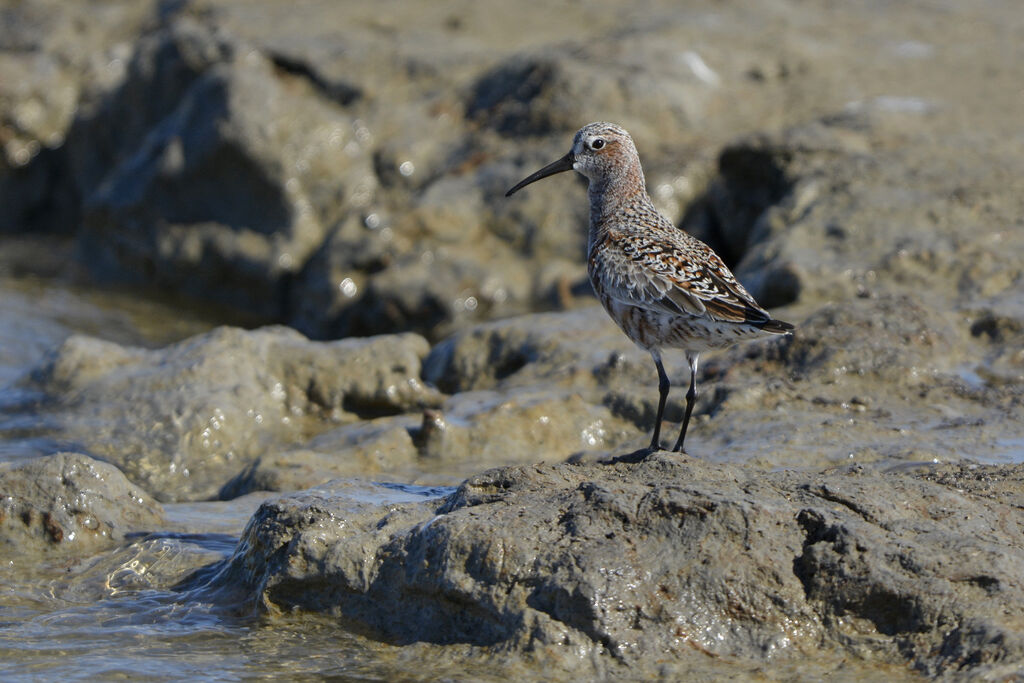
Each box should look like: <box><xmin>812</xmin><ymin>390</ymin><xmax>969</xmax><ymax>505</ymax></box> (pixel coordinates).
<box><xmin>194</xmin><ymin>455</ymin><xmax>1024</xmax><ymax>680</ymax></box>
<box><xmin>1</xmin><ymin>0</ymin><xmax>1023</xmax><ymax>679</ymax></box>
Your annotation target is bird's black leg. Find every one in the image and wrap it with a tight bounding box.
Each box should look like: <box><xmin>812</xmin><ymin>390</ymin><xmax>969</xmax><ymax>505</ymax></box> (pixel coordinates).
<box><xmin>650</xmin><ymin>351</ymin><xmax>670</xmax><ymax>451</ymax></box>
<box><xmin>672</xmin><ymin>353</ymin><xmax>699</xmax><ymax>453</ymax></box>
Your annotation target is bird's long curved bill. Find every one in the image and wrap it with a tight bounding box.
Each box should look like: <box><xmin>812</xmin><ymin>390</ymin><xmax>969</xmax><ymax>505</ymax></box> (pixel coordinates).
<box><xmin>505</xmin><ymin>152</ymin><xmax>575</xmax><ymax>197</ymax></box>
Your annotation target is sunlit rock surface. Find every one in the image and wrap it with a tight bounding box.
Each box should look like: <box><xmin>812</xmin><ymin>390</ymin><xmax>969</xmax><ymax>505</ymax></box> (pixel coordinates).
<box><xmin>197</xmin><ymin>456</ymin><xmax>1024</xmax><ymax>679</ymax></box>
<box><xmin>24</xmin><ymin>326</ymin><xmax>440</xmax><ymax>501</ymax></box>
<box><xmin>0</xmin><ymin>452</ymin><xmax>164</xmax><ymax>556</ymax></box>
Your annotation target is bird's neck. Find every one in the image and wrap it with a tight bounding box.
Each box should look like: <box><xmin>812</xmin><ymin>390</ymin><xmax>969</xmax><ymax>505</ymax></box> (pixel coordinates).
<box><xmin>587</xmin><ymin>165</ymin><xmax>651</xmax><ymax>232</ymax></box>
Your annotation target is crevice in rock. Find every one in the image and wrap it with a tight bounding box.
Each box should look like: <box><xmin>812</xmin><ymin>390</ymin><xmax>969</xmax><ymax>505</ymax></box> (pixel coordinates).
<box><xmin>678</xmin><ymin>141</ymin><xmax>798</xmax><ymax>308</ymax></box>
<box><xmin>793</xmin><ymin>508</ymin><xmax>931</xmax><ymax>638</ymax></box>
<box><xmin>802</xmin><ymin>484</ymin><xmax>880</xmax><ymax>526</ymax></box>
<box><xmin>525</xmin><ymin>583</ymin><xmax>626</xmax><ymax>663</ymax></box>
<box><xmin>269</xmin><ymin>52</ymin><xmax>362</xmax><ymax>107</ymax></box>
<box><xmin>791</xmin><ymin>508</ymin><xmax>832</xmax><ymax>599</ymax></box>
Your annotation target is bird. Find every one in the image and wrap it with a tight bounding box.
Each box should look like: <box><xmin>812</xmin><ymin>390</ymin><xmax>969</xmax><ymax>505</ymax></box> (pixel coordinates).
<box><xmin>505</xmin><ymin>122</ymin><xmax>794</xmax><ymax>453</ymax></box>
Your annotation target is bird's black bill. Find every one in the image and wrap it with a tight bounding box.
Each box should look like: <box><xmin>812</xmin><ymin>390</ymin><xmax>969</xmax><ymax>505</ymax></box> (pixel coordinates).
<box><xmin>505</xmin><ymin>152</ymin><xmax>575</xmax><ymax>197</ymax></box>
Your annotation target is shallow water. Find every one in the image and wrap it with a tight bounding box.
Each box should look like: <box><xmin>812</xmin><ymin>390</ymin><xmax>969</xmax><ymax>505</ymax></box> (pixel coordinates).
<box><xmin>0</xmin><ymin>497</ymin><xmax>455</xmax><ymax>682</ymax></box>
<box><xmin>0</xmin><ymin>238</ymin><xmax>469</xmax><ymax>680</ymax></box>
<box><xmin>0</xmin><ymin>475</ymin><xmax>454</xmax><ymax>681</ymax></box>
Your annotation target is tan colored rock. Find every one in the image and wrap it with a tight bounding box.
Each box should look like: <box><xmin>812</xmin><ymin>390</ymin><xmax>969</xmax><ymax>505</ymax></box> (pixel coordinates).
<box><xmin>0</xmin><ymin>452</ymin><xmax>163</xmax><ymax>557</ymax></box>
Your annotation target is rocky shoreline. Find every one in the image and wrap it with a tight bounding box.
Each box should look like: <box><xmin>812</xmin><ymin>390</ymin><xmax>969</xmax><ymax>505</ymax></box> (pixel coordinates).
<box><xmin>6</xmin><ymin>447</ymin><xmax>1024</xmax><ymax>678</ymax></box>
<box><xmin>2</xmin><ymin>0</ymin><xmax>1023</xmax><ymax>679</ymax></box>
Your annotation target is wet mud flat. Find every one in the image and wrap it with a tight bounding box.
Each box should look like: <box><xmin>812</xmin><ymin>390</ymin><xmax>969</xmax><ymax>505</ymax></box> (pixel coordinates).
<box><xmin>2</xmin><ymin>0</ymin><xmax>1024</xmax><ymax>679</ymax></box>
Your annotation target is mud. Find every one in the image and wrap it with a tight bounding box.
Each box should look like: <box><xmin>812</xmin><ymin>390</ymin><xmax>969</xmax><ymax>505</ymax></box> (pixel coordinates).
<box><xmin>1</xmin><ymin>0</ymin><xmax>1023</xmax><ymax>679</ymax></box>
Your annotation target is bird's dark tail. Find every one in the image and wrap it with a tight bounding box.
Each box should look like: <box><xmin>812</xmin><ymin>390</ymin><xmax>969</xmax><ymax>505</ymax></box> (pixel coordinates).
<box><xmin>759</xmin><ymin>319</ymin><xmax>795</xmax><ymax>334</ymax></box>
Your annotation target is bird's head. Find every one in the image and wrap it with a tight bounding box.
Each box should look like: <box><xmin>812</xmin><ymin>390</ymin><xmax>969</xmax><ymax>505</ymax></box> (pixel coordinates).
<box><xmin>505</xmin><ymin>122</ymin><xmax>639</xmax><ymax>197</ymax></box>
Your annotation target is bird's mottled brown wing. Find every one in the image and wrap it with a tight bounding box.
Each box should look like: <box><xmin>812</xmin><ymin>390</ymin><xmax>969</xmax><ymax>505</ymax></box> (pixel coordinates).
<box><xmin>591</xmin><ymin>231</ymin><xmax>772</xmax><ymax>325</ymax></box>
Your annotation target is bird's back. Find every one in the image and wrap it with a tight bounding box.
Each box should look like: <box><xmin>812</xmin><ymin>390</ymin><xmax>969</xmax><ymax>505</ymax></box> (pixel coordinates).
<box><xmin>588</xmin><ymin>194</ymin><xmax>793</xmax><ymax>351</ymax></box>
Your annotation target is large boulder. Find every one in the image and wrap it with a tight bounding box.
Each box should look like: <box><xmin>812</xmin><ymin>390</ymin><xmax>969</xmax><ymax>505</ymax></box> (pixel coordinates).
<box><xmin>196</xmin><ymin>455</ymin><xmax>1024</xmax><ymax>679</ymax></box>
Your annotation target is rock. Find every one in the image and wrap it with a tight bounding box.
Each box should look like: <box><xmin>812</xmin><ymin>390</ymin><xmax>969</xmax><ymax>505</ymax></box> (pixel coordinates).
<box><xmin>421</xmin><ymin>297</ymin><xmax>1017</xmax><ymax>471</ymax></box>
<box><xmin>415</xmin><ymin>388</ymin><xmax>635</xmax><ymax>464</ymax></box>
<box><xmin>323</xmin><ymin>248</ymin><xmax>527</xmax><ymax>341</ymax></box>
<box><xmin>289</xmin><ymin>161</ymin><xmax>559</xmax><ymax>341</ymax></box>
<box><xmin>219</xmin><ymin>386</ymin><xmax>636</xmax><ymax>498</ymax></box>
<box><xmin>195</xmin><ymin>456</ymin><xmax>1024</xmax><ymax>679</ymax></box>
<box><xmin>0</xmin><ymin>0</ymin><xmax>152</xmax><ymax>233</ymax></box>
<box><xmin>465</xmin><ymin>45</ymin><xmax>717</xmax><ymax>148</ymax></box>
<box><xmin>23</xmin><ymin>326</ymin><xmax>441</xmax><ymax>501</ymax></box>
<box><xmin>768</xmin><ymin>293</ymin><xmax>961</xmax><ymax>381</ymax></box>
<box><xmin>968</xmin><ymin>308</ymin><xmax>1024</xmax><ymax>385</ymax></box>
<box><xmin>219</xmin><ymin>416</ymin><xmax>421</xmax><ymax>498</ymax></box>
<box><xmin>4</xmin><ymin>2</ymin><xmax>830</xmax><ymax>339</ymax></box>
<box><xmin>74</xmin><ymin>18</ymin><xmax>376</xmax><ymax>318</ymax></box>
<box><xmin>423</xmin><ymin>307</ymin><xmax>645</xmax><ymax>394</ymax></box>
<box><xmin>0</xmin><ymin>452</ymin><xmax>163</xmax><ymax>557</ymax></box>
<box><xmin>681</xmin><ymin>112</ymin><xmax>1024</xmax><ymax>323</ymax></box>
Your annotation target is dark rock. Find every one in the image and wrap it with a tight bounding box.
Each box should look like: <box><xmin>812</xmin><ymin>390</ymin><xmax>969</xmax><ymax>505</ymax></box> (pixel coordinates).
<box><xmin>0</xmin><ymin>1</ymin><xmax>152</xmax><ymax>233</ymax></box>
<box><xmin>198</xmin><ymin>456</ymin><xmax>1024</xmax><ymax>678</ymax></box>
<box><xmin>289</xmin><ymin>168</ymin><xmax>549</xmax><ymax>341</ymax></box>
<box><xmin>74</xmin><ymin>19</ymin><xmax>375</xmax><ymax>318</ymax></box>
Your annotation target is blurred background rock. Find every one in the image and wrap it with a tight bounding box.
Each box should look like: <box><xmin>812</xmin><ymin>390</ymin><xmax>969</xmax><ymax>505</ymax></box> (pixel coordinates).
<box><xmin>4</xmin><ymin>0</ymin><xmax>1016</xmax><ymax>343</ymax></box>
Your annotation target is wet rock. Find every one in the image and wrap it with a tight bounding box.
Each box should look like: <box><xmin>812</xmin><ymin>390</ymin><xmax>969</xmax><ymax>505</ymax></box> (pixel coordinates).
<box><xmin>25</xmin><ymin>326</ymin><xmax>441</xmax><ymax>501</ymax></box>
<box><xmin>418</xmin><ymin>292</ymin><xmax>1020</xmax><ymax>470</ymax></box>
<box><xmin>290</xmin><ymin>163</ymin><xmax>553</xmax><ymax>340</ymax></box>
<box><xmin>327</xmin><ymin>248</ymin><xmax>527</xmax><ymax>341</ymax></box>
<box><xmin>0</xmin><ymin>452</ymin><xmax>163</xmax><ymax>556</ymax></box>
<box><xmin>200</xmin><ymin>456</ymin><xmax>1024</xmax><ymax>678</ymax></box>
<box><xmin>415</xmin><ymin>388</ymin><xmax>634</xmax><ymax>464</ymax></box>
<box><xmin>219</xmin><ymin>386</ymin><xmax>636</xmax><ymax>498</ymax></box>
<box><xmin>219</xmin><ymin>416</ymin><xmax>420</xmax><ymax>498</ymax></box>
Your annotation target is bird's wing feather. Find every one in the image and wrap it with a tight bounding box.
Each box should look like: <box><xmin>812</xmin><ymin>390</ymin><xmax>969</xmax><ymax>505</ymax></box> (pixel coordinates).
<box><xmin>591</xmin><ymin>232</ymin><xmax>772</xmax><ymax>325</ymax></box>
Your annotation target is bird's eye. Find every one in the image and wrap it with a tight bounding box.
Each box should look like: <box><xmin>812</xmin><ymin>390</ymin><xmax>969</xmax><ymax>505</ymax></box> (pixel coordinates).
<box><xmin>590</xmin><ymin>138</ymin><xmax>605</xmax><ymax>150</ymax></box>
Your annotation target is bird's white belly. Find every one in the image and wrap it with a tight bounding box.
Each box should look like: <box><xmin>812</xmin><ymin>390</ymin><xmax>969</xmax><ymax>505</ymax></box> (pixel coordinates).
<box><xmin>599</xmin><ymin>296</ymin><xmax>766</xmax><ymax>353</ymax></box>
